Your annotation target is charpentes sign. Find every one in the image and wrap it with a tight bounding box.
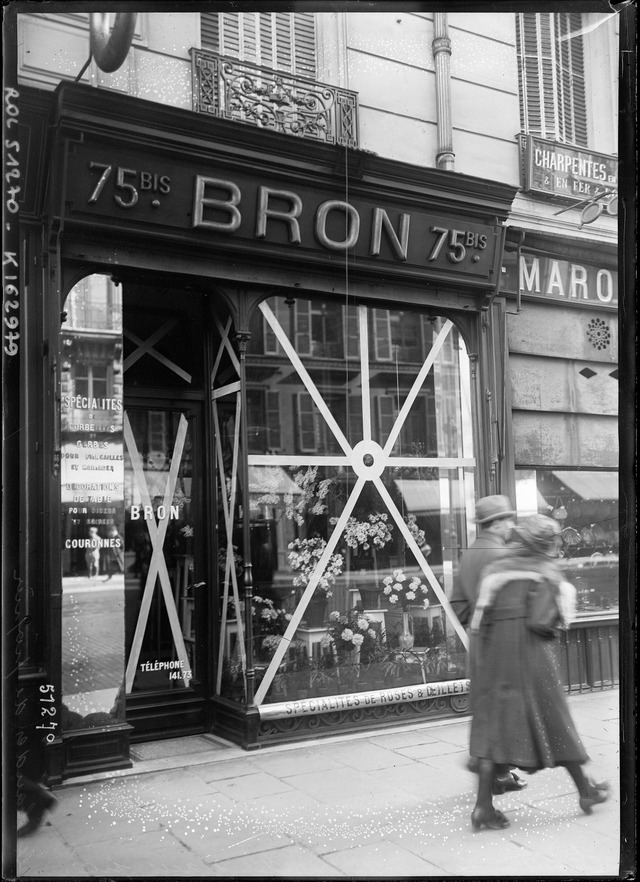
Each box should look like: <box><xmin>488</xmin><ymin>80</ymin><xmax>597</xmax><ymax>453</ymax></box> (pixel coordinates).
<box><xmin>523</xmin><ymin>136</ymin><xmax>618</xmax><ymax>201</ymax></box>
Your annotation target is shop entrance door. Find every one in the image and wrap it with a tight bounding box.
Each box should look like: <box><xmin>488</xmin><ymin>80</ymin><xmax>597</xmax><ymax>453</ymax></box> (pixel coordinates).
<box><xmin>121</xmin><ymin>281</ymin><xmax>211</xmax><ymax>740</ymax></box>
<box><xmin>123</xmin><ymin>401</ymin><xmax>208</xmax><ymax>738</ymax></box>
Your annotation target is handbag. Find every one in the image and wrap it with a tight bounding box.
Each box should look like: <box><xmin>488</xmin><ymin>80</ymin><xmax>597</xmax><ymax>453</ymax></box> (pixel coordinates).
<box><xmin>526</xmin><ymin>580</ymin><xmax>561</xmax><ymax>638</ymax></box>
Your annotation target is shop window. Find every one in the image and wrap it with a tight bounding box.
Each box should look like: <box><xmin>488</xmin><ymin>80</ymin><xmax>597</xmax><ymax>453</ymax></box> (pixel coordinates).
<box><xmin>515</xmin><ymin>469</ymin><xmax>618</xmax><ymax>615</ymax></box>
<box><xmin>215</xmin><ymin>295</ymin><xmax>475</xmax><ymax>707</ymax></box>
<box><xmin>59</xmin><ymin>274</ymin><xmax>126</xmax><ymax>732</ymax></box>
<box><xmin>201</xmin><ymin>11</ymin><xmax>316</xmax><ymax>79</ymax></box>
<box><xmin>517</xmin><ymin>12</ymin><xmax>588</xmax><ymax>146</ymax></box>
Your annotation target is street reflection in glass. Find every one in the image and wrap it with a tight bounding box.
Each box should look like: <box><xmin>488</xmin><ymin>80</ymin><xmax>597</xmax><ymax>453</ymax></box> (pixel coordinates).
<box><xmin>60</xmin><ymin>275</ymin><xmax>126</xmax><ymax>729</ymax></box>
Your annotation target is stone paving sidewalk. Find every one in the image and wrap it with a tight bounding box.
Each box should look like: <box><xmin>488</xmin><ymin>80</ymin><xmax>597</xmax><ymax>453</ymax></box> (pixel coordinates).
<box><xmin>15</xmin><ymin>690</ymin><xmax>620</xmax><ymax>879</ymax></box>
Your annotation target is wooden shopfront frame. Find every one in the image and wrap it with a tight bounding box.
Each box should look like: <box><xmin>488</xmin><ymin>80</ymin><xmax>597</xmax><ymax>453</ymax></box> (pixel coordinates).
<box><xmin>24</xmin><ymin>81</ymin><xmax>517</xmax><ymax>771</ymax></box>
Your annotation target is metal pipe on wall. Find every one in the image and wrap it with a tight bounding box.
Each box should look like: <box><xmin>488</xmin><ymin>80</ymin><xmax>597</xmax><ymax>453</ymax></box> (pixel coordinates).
<box><xmin>433</xmin><ymin>13</ymin><xmax>455</xmax><ymax>171</ymax></box>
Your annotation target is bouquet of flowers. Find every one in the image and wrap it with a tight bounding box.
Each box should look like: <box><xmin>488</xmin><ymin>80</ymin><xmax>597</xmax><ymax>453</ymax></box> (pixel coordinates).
<box><xmin>284</xmin><ymin>466</ymin><xmax>336</xmax><ymax>526</ymax></box>
<box><xmin>252</xmin><ymin>595</ymin><xmax>291</xmax><ymax>636</ymax></box>
<box><xmin>287</xmin><ymin>536</ymin><xmax>344</xmax><ymax>597</ymax></box>
<box><xmin>323</xmin><ymin>609</ymin><xmax>382</xmax><ymax>659</ymax></box>
<box><xmin>229</xmin><ymin>594</ymin><xmax>291</xmax><ymax>638</ymax></box>
<box><xmin>336</xmin><ymin>512</ymin><xmax>393</xmax><ymax>551</ymax></box>
<box><xmin>382</xmin><ymin>568</ymin><xmax>430</xmax><ymax>611</ymax></box>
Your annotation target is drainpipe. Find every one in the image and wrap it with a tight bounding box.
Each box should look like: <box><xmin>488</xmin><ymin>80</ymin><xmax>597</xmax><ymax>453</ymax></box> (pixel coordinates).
<box><xmin>433</xmin><ymin>13</ymin><xmax>455</xmax><ymax>171</ymax></box>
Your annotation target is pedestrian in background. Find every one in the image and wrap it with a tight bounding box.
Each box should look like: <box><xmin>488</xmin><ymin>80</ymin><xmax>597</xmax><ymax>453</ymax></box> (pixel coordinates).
<box><xmin>450</xmin><ymin>495</ymin><xmax>516</xmax><ymax>627</ymax></box>
<box><xmin>85</xmin><ymin>526</ymin><xmax>101</xmax><ymax>578</ymax></box>
<box><xmin>452</xmin><ymin>495</ymin><xmax>527</xmax><ymax>795</ymax></box>
<box><xmin>103</xmin><ymin>523</ymin><xmax>124</xmax><ymax>581</ymax></box>
<box><xmin>468</xmin><ymin>514</ymin><xmax>609</xmax><ymax>831</ymax></box>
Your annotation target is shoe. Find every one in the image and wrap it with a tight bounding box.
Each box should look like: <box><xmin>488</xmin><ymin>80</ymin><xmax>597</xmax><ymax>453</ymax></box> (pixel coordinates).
<box><xmin>493</xmin><ymin>772</ymin><xmax>528</xmax><ymax>794</ymax></box>
<box><xmin>17</xmin><ymin>789</ymin><xmax>58</xmax><ymax>838</ymax></box>
<box><xmin>471</xmin><ymin>807</ymin><xmax>511</xmax><ymax>832</ymax></box>
<box><xmin>579</xmin><ymin>780</ymin><xmax>610</xmax><ymax>815</ymax></box>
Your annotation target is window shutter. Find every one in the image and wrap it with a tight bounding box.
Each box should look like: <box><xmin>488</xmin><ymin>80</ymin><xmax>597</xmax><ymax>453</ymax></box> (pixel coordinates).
<box><xmin>201</xmin><ymin>12</ymin><xmax>316</xmax><ymax>78</ymax></box>
<box><xmin>373</xmin><ymin>310</ymin><xmax>392</xmax><ymax>361</ymax></box>
<box><xmin>201</xmin><ymin>12</ymin><xmax>220</xmax><ymax>51</ymax></box>
<box><xmin>294</xmin><ymin>301</ymin><xmax>312</xmax><ymax>355</ymax></box>
<box><xmin>348</xmin><ymin>397</ymin><xmax>363</xmax><ymax>444</ymax></box>
<box><xmin>517</xmin><ymin>12</ymin><xmax>587</xmax><ymax>147</ymax></box>
<box><xmin>266</xmin><ymin>392</ymin><xmax>281</xmax><ymax>450</ymax></box>
<box><xmin>296</xmin><ymin>392</ymin><xmax>317</xmax><ymax>453</ymax></box>
<box><xmin>293</xmin><ymin>13</ymin><xmax>316</xmax><ymax>79</ymax></box>
<box><xmin>344</xmin><ymin>306</ymin><xmax>360</xmax><ymax>359</ymax></box>
<box><xmin>264</xmin><ymin>299</ymin><xmax>289</xmax><ymax>355</ymax></box>
<box><xmin>258</xmin><ymin>12</ymin><xmax>275</xmax><ymax>68</ymax></box>
<box><xmin>376</xmin><ymin>396</ymin><xmax>395</xmax><ymax>445</ymax></box>
<box><xmin>274</xmin><ymin>13</ymin><xmax>293</xmax><ymax>72</ymax></box>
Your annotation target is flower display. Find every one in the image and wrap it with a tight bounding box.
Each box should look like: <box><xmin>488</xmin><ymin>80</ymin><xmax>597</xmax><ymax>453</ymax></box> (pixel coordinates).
<box><xmin>334</xmin><ymin>512</ymin><xmax>394</xmax><ymax>551</ymax></box>
<box><xmin>382</xmin><ymin>568</ymin><xmax>430</xmax><ymax>611</ymax></box>
<box><xmin>323</xmin><ymin>609</ymin><xmax>382</xmax><ymax>658</ymax></box>
<box><xmin>287</xmin><ymin>536</ymin><xmax>344</xmax><ymax>596</ymax></box>
<box><xmin>284</xmin><ymin>466</ymin><xmax>336</xmax><ymax>526</ymax></box>
<box><xmin>229</xmin><ymin>595</ymin><xmax>291</xmax><ymax>638</ymax></box>
<box><xmin>405</xmin><ymin>514</ymin><xmax>426</xmax><ymax>549</ymax></box>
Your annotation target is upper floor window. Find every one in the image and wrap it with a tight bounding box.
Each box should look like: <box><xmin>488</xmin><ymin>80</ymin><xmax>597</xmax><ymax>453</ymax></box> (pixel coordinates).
<box><xmin>517</xmin><ymin>13</ymin><xmax>588</xmax><ymax>146</ymax></box>
<box><xmin>66</xmin><ymin>275</ymin><xmax>122</xmax><ymax>332</ymax></box>
<box><xmin>201</xmin><ymin>11</ymin><xmax>316</xmax><ymax>78</ymax></box>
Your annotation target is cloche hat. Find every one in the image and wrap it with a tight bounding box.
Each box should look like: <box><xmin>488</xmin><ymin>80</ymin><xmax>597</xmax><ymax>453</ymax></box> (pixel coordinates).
<box><xmin>512</xmin><ymin>513</ymin><xmax>561</xmax><ymax>552</ymax></box>
<box><xmin>475</xmin><ymin>495</ymin><xmax>516</xmax><ymax>524</ymax></box>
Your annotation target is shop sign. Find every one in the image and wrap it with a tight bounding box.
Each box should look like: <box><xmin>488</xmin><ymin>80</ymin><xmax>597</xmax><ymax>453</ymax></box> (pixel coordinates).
<box><xmin>258</xmin><ymin>678</ymin><xmax>470</xmax><ymax>720</ymax></box>
<box><xmin>501</xmin><ymin>253</ymin><xmax>617</xmax><ymax>308</ymax></box>
<box><xmin>524</xmin><ymin>136</ymin><xmax>618</xmax><ymax>200</ymax></box>
<box><xmin>62</xmin><ymin>141</ymin><xmax>503</xmax><ymax>289</ymax></box>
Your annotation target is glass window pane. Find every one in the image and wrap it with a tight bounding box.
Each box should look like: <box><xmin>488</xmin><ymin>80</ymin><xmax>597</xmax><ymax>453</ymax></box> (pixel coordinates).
<box><xmin>217</xmin><ymin>296</ymin><xmax>475</xmax><ymax>705</ymax></box>
<box><xmin>515</xmin><ymin>469</ymin><xmax>618</xmax><ymax>615</ymax></box>
<box><xmin>60</xmin><ymin>275</ymin><xmax>125</xmax><ymax>730</ymax></box>
<box><xmin>123</xmin><ymin>409</ymin><xmax>197</xmax><ymax>691</ymax></box>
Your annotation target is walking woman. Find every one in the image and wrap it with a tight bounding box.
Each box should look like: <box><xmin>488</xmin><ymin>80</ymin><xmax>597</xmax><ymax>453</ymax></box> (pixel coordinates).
<box><xmin>468</xmin><ymin>514</ymin><xmax>609</xmax><ymax>832</ymax></box>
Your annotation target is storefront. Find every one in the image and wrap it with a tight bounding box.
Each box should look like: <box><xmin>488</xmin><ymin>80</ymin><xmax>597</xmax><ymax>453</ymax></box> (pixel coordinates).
<box><xmin>501</xmin><ymin>136</ymin><xmax>619</xmax><ymax>697</ymax></box>
<box><xmin>17</xmin><ymin>81</ymin><xmax>519</xmax><ymax>780</ymax></box>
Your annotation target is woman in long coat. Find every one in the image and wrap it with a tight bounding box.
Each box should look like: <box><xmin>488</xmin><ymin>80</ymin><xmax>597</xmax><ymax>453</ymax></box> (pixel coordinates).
<box><xmin>468</xmin><ymin>514</ymin><xmax>609</xmax><ymax>831</ymax></box>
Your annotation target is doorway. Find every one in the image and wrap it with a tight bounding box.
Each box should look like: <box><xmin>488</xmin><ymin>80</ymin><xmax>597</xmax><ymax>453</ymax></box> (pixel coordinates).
<box><xmin>122</xmin><ymin>282</ymin><xmax>212</xmax><ymax>739</ymax></box>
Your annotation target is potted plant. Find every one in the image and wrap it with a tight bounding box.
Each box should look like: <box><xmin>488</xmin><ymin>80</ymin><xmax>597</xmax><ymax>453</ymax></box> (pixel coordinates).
<box><xmin>441</xmin><ymin>636</ymin><xmax>467</xmax><ymax>679</ymax></box>
<box><xmin>382</xmin><ymin>648</ymin><xmax>422</xmax><ymax>688</ymax></box>
<box><xmin>381</xmin><ymin>568</ymin><xmax>430</xmax><ymax>649</ymax></box>
<box><xmin>220</xmin><ymin>657</ymin><xmax>244</xmax><ymax>702</ymax></box>
<box><xmin>309</xmin><ymin>657</ymin><xmax>337</xmax><ymax>696</ymax></box>
<box><xmin>287</xmin><ymin>536</ymin><xmax>344</xmax><ymax>626</ymax></box>
<box><xmin>268</xmin><ymin>670</ymin><xmax>287</xmax><ymax>703</ymax></box>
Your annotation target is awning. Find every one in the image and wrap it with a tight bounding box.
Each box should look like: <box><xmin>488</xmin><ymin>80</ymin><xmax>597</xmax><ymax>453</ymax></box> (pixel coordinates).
<box><xmin>551</xmin><ymin>471</ymin><xmax>618</xmax><ymax>501</ymax></box>
<box><xmin>394</xmin><ymin>478</ymin><xmax>463</xmax><ymax>514</ymax></box>
<box><xmin>249</xmin><ymin>466</ymin><xmax>302</xmax><ymax>497</ymax></box>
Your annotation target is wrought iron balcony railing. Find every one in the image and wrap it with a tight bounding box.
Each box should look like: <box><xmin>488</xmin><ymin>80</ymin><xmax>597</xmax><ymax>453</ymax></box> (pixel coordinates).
<box><xmin>191</xmin><ymin>49</ymin><xmax>359</xmax><ymax>149</ymax></box>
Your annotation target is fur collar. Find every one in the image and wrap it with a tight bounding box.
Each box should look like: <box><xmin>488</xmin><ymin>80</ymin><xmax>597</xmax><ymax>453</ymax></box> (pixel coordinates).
<box><xmin>470</xmin><ymin>555</ymin><xmax>574</xmax><ymax>632</ymax></box>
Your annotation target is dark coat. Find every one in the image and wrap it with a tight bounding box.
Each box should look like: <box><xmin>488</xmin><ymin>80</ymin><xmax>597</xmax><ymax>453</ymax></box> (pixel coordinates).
<box><xmin>450</xmin><ymin>532</ymin><xmax>509</xmax><ymax>626</ymax></box>
<box><xmin>469</xmin><ymin>549</ymin><xmax>588</xmax><ymax>771</ymax></box>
